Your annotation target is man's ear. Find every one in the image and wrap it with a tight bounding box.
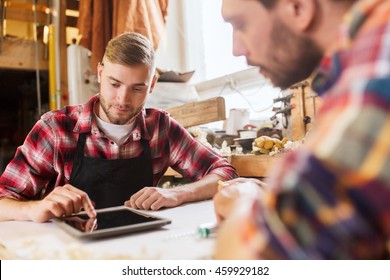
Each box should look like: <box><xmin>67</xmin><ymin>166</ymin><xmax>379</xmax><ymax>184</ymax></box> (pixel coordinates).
<box><xmin>97</xmin><ymin>62</ymin><xmax>103</xmax><ymax>83</ymax></box>
<box><xmin>281</xmin><ymin>0</ymin><xmax>316</xmax><ymax>31</ymax></box>
<box><xmin>149</xmin><ymin>73</ymin><xmax>158</xmax><ymax>93</ymax></box>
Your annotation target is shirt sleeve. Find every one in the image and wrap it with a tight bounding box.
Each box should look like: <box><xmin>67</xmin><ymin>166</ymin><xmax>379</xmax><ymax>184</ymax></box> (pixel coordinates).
<box><xmin>0</xmin><ymin>119</ymin><xmax>57</xmax><ymax>200</ymax></box>
<box><xmin>167</xmin><ymin>117</ymin><xmax>238</xmax><ymax>181</ymax></box>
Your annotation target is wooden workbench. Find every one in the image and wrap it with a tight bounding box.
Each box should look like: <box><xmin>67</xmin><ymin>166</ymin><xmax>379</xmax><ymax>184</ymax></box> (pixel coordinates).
<box><xmin>227</xmin><ymin>154</ymin><xmax>284</xmax><ymax>177</ymax></box>
<box><xmin>165</xmin><ymin>153</ymin><xmax>285</xmax><ymax>178</ymax></box>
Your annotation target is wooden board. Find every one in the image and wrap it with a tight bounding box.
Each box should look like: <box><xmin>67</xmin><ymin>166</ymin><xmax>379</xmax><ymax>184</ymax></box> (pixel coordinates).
<box><xmin>166</xmin><ymin>97</ymin><xmax>226</xmax><ymax>128</ymax></box>
<box><xmin>5</xmin><ymin>5</ymin><xmax>47</xmax><ymax>25</ymax></box>
<box><xmin>290</xmin><ymin>80</ymin><xmax>322</xmax><ymax>141</ymax></box>
<box><xmin>228</xmin><ymin>154</ymin><xmax>284</xmax><ymax>177</ymax></box>
<box><xmin>164</xmin><ymin>154</ymin><xmax>285</xmax><ymax>178</ymax></box>
<box><xmin>0</xmin><ymin>36</ymin><xmax>48</xmax><ymax>70</ymax></box>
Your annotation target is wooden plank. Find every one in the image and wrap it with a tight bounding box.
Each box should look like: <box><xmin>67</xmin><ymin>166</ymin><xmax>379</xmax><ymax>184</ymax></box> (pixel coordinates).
<box><xmin>4</xmin><ymin>0</ymin><xmax>79</xmax><ymax>27</ymax></box>
<box><xmin>0</xmin><ymin>36</ymin><xmax>48</xmax><ymax>70</ymax></box>
<box><xmin>290</xmin><ymin>86</ymin><xmax>306</xmax><ymax>141</ymax></box>
<box><xmin>290</xmin><ymin>80</ymin><xmax>321</xmax><ymax>140</ymax></box>
<box><xmin>228</xmin><ymin>154</ymin><xmax>284</xmax><ymax>177</ymax></box>
<box><xmin>7</xmin><ymin>0</ymin><xmax>47</xmax><ymax>5</ymax></box>
<box><xmin>5</xmin><ymin>6</ymin><xmax>47</xmax><ymax>24</ymax></box>
<box><xmin>166</xmin><ymin>97</ymin><xmax>226</xmax><ymax>128</ymax></box>
<box><xmin>4</xmin><ymin>0</ymin><xmax>48</xmax><ymax>25</ymax></box>
<box><xmin>164</xmin><ymin>154</ymin><xmax>285</xmax><ymax>178</ymax></box>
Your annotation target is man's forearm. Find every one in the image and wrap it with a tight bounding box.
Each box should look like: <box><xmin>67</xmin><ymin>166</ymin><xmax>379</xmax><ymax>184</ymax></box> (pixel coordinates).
<box><xmin>0</xmin><ymin>198</ymin><xmax>32</xmax><ymax>222</ymax></box>
<box><xmin>175</xmin><ymin>174</ymin><xmax>223</xmax><ymax>204</ymax></box>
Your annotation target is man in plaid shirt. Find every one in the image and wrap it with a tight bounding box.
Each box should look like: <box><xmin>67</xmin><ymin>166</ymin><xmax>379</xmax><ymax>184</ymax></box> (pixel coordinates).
<box><xmin>214</xmin><ymin>0</ymin><xmax>390</xmax><ymax>259</ymax></box>
<box><xmin>0</xmin><ymin>32</ymin><xmax>238</xmax><ymax>222</ymax></box>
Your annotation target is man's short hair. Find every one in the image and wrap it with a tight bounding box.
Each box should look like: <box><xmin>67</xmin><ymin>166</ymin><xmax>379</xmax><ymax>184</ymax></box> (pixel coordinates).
<box><xmin>103</xmin><ymin>32</ymin><xmax>155</xmax><ymax>69</ymax></box>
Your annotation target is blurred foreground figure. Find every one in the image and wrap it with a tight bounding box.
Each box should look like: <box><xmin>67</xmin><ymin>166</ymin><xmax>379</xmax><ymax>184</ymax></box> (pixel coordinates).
<box><xmin>214</xmin><ymin>0</ymin><xmax>390</xmax><ymax>259</ymax></box>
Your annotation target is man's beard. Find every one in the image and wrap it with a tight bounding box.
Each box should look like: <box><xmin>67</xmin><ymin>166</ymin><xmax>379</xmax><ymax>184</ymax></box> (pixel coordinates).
<box><xmin>266</xmin><ymin>19</ymin><xmax>323</xmax><ymax>89</ymax></box>
<box><xmin>100</xmin><ymin>98</ymin><xmax>139</xmax><ymax>125</ymax></box>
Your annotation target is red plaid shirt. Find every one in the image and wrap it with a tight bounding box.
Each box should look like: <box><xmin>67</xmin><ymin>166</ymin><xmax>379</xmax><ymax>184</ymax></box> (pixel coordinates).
<box><xmin>0</xmin><ymin>94</ymin><xmax>237</xmax><ymax>200</ymax></box>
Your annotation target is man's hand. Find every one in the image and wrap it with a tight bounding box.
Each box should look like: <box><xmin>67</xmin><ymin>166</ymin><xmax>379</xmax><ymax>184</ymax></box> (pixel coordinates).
<box><xmin>28</xmin><ymin>184</ymin><xmax>96</xmax><ymax>222</ymax></box>
<box><xmin>213</xmin><ymin>178</ymin><xmax>266</xmax><ymax>223</ymax></box>
<box><xmin>213</xmin><ymin>197</ymin><xmax>263</xmax><ymax>259</ymax></box>
<box><xmin>125</xmin><ymin>187</ymin><xmax>183</xmax><ymax>210</ymax></box>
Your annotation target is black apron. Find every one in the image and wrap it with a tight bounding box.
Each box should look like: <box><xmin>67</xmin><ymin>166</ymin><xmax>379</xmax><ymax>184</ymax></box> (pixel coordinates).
<box><xmin>69</xmin><ymin>133</ymin><xmax>153</xmax><ymax>209</ymax></box>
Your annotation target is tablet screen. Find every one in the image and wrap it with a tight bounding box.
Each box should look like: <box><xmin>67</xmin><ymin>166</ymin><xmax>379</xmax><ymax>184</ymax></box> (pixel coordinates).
<box><xmin>54</xmin><ymin>207</ymin><xmax>171</xmax><ymax>238</ymax></box>
<box><xmin>63</xmin><ymin>209</ymin><xmax>161</xmax><ymax>232</ymax></box>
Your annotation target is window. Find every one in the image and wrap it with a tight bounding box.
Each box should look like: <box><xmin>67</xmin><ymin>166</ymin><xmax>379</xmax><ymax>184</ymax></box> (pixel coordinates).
<box><xmin>201</xmin><ymin>0</ymin><xmax>248</xmax><ymax>80</ymax></box>
<box><xmin>156</xmin><ymin>0</ymin><xmax>247</xmax><ymax>82</ymax></box>
<box><xmin>155</xmin><ymin>0</ymin><xmax>285</xmax><ymax>130</ymax></box>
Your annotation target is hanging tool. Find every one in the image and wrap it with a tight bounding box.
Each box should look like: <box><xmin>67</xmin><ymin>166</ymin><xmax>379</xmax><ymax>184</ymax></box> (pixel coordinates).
<box><xmin>273</xmin><ymin>93</ymin><xmax>293</xmax><ymax>103</ymax></box>
<box><xmin>271</xmin><ymin>92</ymin><xmax>295</xmax><ymax>129</ymax></box>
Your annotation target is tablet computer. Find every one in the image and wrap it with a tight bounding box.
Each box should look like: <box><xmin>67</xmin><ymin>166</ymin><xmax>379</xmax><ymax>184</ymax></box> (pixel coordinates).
<box><xmin>53</xmin><ymin>206</ymin><xmax>171</xmax><ymax>239</ymax></box>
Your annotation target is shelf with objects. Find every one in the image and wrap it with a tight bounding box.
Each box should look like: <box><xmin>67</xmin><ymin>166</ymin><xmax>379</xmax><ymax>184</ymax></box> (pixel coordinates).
<box><xmin>0</xmin><ymin>0</ymin><xmax>76</xmax><ymax>173</ymax></box>
<box><xmin>162</xmin><ymin>75</ymin><xmax>321</xmax><ymax>179</ymax></box>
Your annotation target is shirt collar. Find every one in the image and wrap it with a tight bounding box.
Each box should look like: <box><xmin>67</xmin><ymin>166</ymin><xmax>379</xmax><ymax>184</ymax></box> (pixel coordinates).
<box><xmin>311</xmin><ymin>0</ymin><xmax>380</xmax><ymax>95</ymax></box>
<box><xmin>136</xmin><ymin>108</ymin><xmax>152</xmax><ymax>141</ymax></box>
<box><xmin>73</xmin><ymin>94</ymin><xmax>98</xmax><ymax>134</ymax></box>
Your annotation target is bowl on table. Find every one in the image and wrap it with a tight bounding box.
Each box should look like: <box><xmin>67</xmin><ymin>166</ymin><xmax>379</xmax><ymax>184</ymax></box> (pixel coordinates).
<box><xmin>233</xmin><ymin>137</ymin><xmax>255</xmax><ymax>153</ymax></box>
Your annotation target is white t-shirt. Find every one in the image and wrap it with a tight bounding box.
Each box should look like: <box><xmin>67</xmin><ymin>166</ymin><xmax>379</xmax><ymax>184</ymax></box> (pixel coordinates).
<box><xmin>94</xmin><ymin>113</ymin><xmax>135</xmax><ymax>146</ymax></box>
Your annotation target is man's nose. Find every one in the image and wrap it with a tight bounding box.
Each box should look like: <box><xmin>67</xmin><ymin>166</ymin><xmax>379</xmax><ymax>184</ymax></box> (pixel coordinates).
<box><xmin>116</xmin><ymin>87</ymin><xmax>130</xmax><ymax>103</ymax></box>
<box><xmin>232</xmin><ymin>34</ymin><xmax>248</xmax><ymax>57</ymax></box>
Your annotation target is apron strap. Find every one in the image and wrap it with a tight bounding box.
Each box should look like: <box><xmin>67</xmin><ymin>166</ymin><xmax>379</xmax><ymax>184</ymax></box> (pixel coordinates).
<box><xmin>69</xmin><ymin>133</ymin><xmax>87</xmax><ymax>183</ymax></box>
<box><xmin>140</xmin><ymin>138</ymin><xmax>154</xmax><ymax>186</ymax></box>
<box><xmin>76</xmin><ymin>133</ymin><xmax>87</xmax><ymax>155</ymax></box>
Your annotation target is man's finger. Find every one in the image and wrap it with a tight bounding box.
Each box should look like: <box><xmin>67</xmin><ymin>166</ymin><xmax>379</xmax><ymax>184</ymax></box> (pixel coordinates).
<box><xmin>63</xmin><ymin>184</ymin><xmax>96</xmax><ymax>217</ymax></box>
